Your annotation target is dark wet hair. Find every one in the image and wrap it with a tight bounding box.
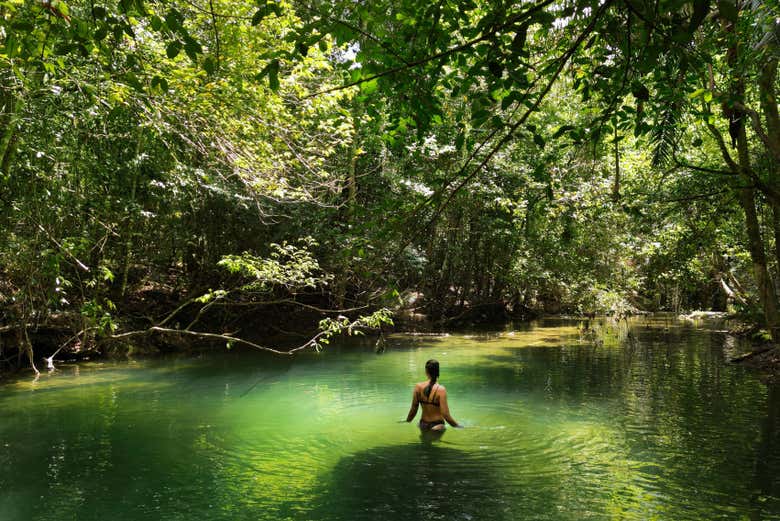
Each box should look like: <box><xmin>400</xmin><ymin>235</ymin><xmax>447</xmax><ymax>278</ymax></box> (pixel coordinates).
<box><xmin>424</xmin><ymin>359</ymin><xmax>439</xmax><ymax>398</ymax></box>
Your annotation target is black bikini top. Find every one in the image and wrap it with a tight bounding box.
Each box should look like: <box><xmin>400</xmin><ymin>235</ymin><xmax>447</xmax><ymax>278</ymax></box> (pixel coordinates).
<box><xmin>419</xmin><ymin>383</ymin><xmax>440</xmax><ymax>407</ymax></box>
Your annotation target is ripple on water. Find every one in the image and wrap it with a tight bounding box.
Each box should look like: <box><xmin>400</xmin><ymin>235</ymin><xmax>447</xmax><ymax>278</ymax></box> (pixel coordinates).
<box><xmin>1</xmin><ymin>320</ymin><xmax>779</xmax><ymax>521</ymax></box>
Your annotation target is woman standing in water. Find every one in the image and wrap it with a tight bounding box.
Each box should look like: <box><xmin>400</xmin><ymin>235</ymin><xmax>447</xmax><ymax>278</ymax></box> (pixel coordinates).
<box><xmin>406</xmin><ymin>359</ymin><xmax>459</xmax><ymax>430</ymax></box>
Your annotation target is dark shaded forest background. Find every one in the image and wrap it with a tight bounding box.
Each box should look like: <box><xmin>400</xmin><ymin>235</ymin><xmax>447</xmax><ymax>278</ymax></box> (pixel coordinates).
<box><xmin>1</xmin><ymin>0</ymin><xmax>779</xmax><ymax>373</ymax></box>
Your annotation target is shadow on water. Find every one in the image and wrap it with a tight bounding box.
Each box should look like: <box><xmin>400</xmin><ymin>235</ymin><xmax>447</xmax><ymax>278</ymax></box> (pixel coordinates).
<box><xmin>306</xmin><ymin>441</ymin><xmax>512</xmax><ymax>521</ymax></box>
<box><xmin>749</xmin><ymin>383</ymin><xmax>780</xmax><ymax>520</ymax></box>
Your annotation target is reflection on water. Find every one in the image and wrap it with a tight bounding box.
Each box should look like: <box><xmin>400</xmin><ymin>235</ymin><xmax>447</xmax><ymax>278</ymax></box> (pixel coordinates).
<box><xmin>0</xmin><ymin>316</ymin><xmax>779</xmax><ymax>520</ymax></box>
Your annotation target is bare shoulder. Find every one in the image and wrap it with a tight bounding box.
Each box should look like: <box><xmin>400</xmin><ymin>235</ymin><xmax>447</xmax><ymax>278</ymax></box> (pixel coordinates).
<box><xmin>436</xmin><ymin>384</ymin><xmax>448</xmax><ymax>394</ymax></box>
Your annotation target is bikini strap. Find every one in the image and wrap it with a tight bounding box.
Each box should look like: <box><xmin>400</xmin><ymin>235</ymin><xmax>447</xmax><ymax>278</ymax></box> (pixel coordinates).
<box><xmin>421</xmin><ymin>383</ymin><xmax>439</xmax><ymax>405</ymax></box>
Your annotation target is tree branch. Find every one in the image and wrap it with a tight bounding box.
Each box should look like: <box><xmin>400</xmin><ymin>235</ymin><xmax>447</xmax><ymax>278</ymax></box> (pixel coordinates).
<box><xmin>108</xmin><ymin>326</ymin><xmax>326</xmax><ymax>355</ymax></box>
<box><xmin>208</xmin><ymin>0</ymin><xmax>221</xmax><ymax>68</ymax></box>
<box><xmin>672</xmin><ymin>150</ymin><xmax>736</xmax><ymax>176</ymax></box>
<box><xmin>417</xmin><ymin>0</ymin><xmax>615</xmax><ymax>235</ymax></box>
<box><xmin>705</xmin><ymin>122</ymin><xmax>740</xmax><ymax>172</ymax></box>
<box><xmin>732</xmin><ymin>100</ymin><xmax>777</xmax><ymax>161</ymax></box>
<box><xmin>303</xmin><ymin>0</ymin><xmax>557</xmax><ymax>98</ymax></box>
<box><xmin>212</xmin><ymin>298</ymin><xmax>370</xmax><ymax>313</ymax></box>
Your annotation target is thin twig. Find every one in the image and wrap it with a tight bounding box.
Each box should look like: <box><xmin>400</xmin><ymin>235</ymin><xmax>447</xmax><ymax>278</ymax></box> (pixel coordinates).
<box><xmin>36</xmin><ymin>224</ymin><xmax>90</xmax><ymax>272</ymax></box>
<box><xmin>208</xmin><ymin>0</ymin><xmax>221</xmax><ymax>68</ymax></box>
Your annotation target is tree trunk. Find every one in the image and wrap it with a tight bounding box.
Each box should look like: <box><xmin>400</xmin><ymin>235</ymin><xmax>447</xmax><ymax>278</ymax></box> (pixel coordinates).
<box><xmin>734</xmin><ymin>72</ymin><xmax>780</xmax><ymax>334</ymax></box>
<box><xmin>738</xmin><ymin>186</ymin><xmax>779</xmax><ymax>335</ymax></box>
<box><xmin>120</xmin><ymin>131</ymin><xmax>144</xmax><ymax>300</ymax></box>
<box><xmin>716</xmin><ymin>272</ymin><xmax>750</xmax><ymax>307</ymax></box>
<box><xmin>347</xmin><ymin>143</ymin><xmax>357</xmax><ymax>219</ymax></box>
<box><xmin>612</xmin><ymin>124</ymin><xmax>620</xmax><ymax>201</ymax></box>
<box><xmin>772</xmin><ymin>201</ymin><xmax>780</xmax><ymax>294</ymax></box>
<box><xmin>758</xmin><ymin>58</ymin><xmax>780</xmax><ymax>161</ymax></box>
<box><xmin>719</xmin><ymin>8</ymin><xmax>780</xmax><ymax>336</ymax></box>
<box><xmin>0</xmin><ymin>93</ymin><xmax>22</xmax><ymax>176</ymax></box>
<box><xmin>17</xmin><ymin>323</ymin><xmax>39</xmax><ymax>375</ymax></box>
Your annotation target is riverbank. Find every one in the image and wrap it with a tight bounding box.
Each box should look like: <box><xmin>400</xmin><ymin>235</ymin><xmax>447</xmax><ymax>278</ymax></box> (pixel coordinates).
<box><xmin>732</xmin><ymin>346</ymin><xmax>780</xmax><ymax>377</ymax></box>
<box><xmin>4</xmin><ymin>311</ymin><xmax>777</xmax><ymax>381</ymax></box>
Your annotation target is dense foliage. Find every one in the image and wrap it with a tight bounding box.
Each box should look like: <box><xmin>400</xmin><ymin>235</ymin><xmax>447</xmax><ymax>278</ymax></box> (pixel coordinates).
<box><xmin>0</xmin><ymin>0</ymin><xmax>778</xmax><ymax>373</ymax></box>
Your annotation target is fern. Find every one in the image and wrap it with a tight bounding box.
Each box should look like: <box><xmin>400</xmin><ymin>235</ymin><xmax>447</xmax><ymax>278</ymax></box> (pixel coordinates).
<box><xmin>651</xmin><ymin>100</ymin><xmax>682</xmax><ymax>167</ymax></box>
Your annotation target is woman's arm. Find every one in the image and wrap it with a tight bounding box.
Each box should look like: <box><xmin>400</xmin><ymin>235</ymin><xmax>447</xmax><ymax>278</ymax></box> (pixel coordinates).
<box><xmin>406</xmin><ymin>387</ymin><xmax>420</xmax><ymax>422</ymax></box>
<box><xmin>439</xmin><ymin>389</ymin><xmax>459</xmax><ymax>427</ymax></box>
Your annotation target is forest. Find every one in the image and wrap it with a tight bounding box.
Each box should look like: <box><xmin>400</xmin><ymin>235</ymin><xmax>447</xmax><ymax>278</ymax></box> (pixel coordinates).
<box><xmin>1</xmin><ymin>0</ymin><xmax>779</xmax><ymax>374</ymax></box>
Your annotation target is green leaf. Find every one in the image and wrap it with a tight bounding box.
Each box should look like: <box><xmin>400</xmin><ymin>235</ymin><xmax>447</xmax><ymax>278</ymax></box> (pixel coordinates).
<box><xmin>252</xmin><ymin>2</ymin><xmax>282</xmax><ymax>26</ymax></box>
<box><xmin>184</xmin><ymin>38</ymin><xmax>202</xmax><ymax>61</ymax></box>
<box><xmin>150</xmin><ymin>15</ymin><xmax>163</xmax><ymax>31</ymax></box>
<box><xmin>533</xmin><ymin>133</ymin><xmax>545</xmax><ymax>148</ymax></box>
<box><xmin>532</xmin><ymin>10</ymin><xmax>556</xmax><ymax>25</ymax></box>
<box><xmin>688</xmin><ymin>88</ymin><xmax>706</xmax><ymax>99</ymax></box>
<box><xmin>165</xmin><ymin>9</ymin><xmax>182</xmax><ymax>32</ymax></box>
<box><xmin>360</xmin><ymin>78</ymin><xmax>378</xmax><ymax>95</ymax></box>
<box><xmin>92</xmin><ymin>6</ymin><xmax>107</xmax><ymax>19</ymax></box>
<box><xmin>552</xmin><ymin>125</ymin><xmax>575</xmax><ymax>139</ymax></box>
<box><xmin>692</xmin><ymin>137</ymin><xmax>703</xmax><ymax>147</ymax></box>
<box><xmin>57</xmin><ymin>1</ymin><xmax>70</xmax><ymax>18</ymax></box>
<box><xmin>455</xmin><ymin>133</ymin><xmax>465</xmax><ymax>151</ymax></box>
<box><xmin>332</xmin><ymin>23</ymin><xmax>356</xmax><ymax>45</ymax></box>
<box><xmin>94</xmin><ymin>26</ymin><xmax>108</xmax><ymax>41</ymax></box>
<box><xmin>267</xmin><ymin>59</ymin><xmax>280</xmax><ymax>91</ymax></box>
<box><xmin>501</xmin><ymin>91</ymin><xmax>520</xmax><ymax>110</ymax></box>
<box><xmin>203</xmin><ymin>55</ymin><xmax>217</xmax><ymax>74</ymax></box>
<box><xmin>124</xmin><ymin>72</ymin><xmax>144</xmax><ymax>92</ymax></box>
<box><xmin>166</xmin><ymin>40</ymin><xmax>181</xmax><ymax>59</ymax></box>
<box><xmin>11</xmin><ymin>21</ymin><xmax>34</xmax><ymax>31</ymax></box>
<box><xmin>252</xmin><ymin>8</ymin><xmax>267</xmax><ymax>26</ymax></box>
<box><xmin>471</xmin><ymin>108</ymin><xmax>490</xmax><ymax>123</ymax></box>
<box><xmin>151</xmin><ymin>75</ymin><xmax>169</xmax><ymax>92</ymax></box>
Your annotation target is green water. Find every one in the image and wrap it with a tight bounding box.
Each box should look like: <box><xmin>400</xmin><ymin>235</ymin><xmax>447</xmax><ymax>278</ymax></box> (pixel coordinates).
<box><xmin>1</xmin><ymin>317</ymin><xmax>779</xmax><ymax>520</ymax></box>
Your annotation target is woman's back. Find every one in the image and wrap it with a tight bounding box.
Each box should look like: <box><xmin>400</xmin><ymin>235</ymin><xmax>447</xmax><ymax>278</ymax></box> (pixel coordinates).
<box><xmin>416</xmin><ymin>381</ymin><xmax>445</xmax><ymax>421</ymax></box>
<box><xmin>406</xmin><ymin>359</ymin><xmax>459</xmax><ymax>430</ymax></box>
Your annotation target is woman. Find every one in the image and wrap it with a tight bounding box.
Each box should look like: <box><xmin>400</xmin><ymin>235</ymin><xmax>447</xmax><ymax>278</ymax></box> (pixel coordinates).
<box><xmin>406</xmin><ymin>359</ymin><xmax>459</xmax><ymax>430</ymax></box>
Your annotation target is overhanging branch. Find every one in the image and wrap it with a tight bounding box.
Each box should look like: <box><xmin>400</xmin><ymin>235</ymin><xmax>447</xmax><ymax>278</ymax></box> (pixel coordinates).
<box><xmin>304</xmin><ymin>0</ymin><xmax>557</xmax><ymax>98</ymax></box>
<box><xmin>109</xmin><ymin>326</ymin><xmax>329</xmax><ymax>355</ymax></box>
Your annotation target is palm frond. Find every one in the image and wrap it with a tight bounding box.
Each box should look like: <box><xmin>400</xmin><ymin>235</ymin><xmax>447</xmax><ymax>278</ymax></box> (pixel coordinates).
<box><xmin>651</xmin><ymin>100</ymin><xmax>682</xmax><ymax>167</ymax></box>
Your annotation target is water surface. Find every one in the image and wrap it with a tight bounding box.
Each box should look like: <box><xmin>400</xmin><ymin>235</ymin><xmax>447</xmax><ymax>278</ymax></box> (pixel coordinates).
<box><xmin>1</xmin><ymin>316</ymin><xmax>779</xmax><ymax>520</ymax></box>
